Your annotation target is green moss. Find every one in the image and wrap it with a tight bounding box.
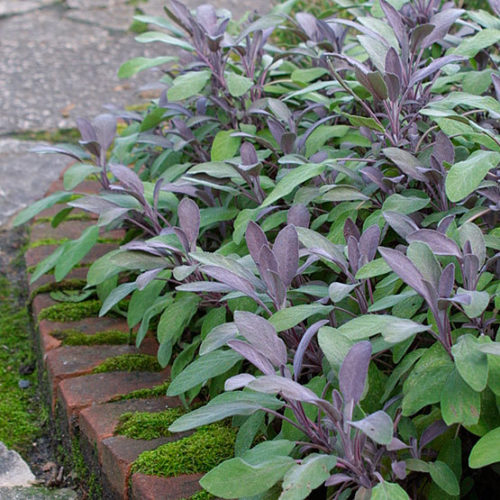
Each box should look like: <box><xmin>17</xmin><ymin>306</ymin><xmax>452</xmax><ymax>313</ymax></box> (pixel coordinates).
<box><xmin>30</xmin><ymin>278</ymin><xmax>88</xmax><ymax>300</ymax></box>
<box><xmin>132</xmin><ymin>425</ymin><xmax>236</xmax><ymax>477</ymax></box>
<box><xmin>33</xmin><ymin>213</ymin><xmax>94</xmax><ymax>225</ymax></box>
<box><xmin>54</xmin><ymin>329</ymin><xmax>135</xmax><ymax>346</ymax></box>
<box><xmin>115</xmin><ymin>407</ymin><xmax>187</xmax><ymax>440</ymax></box>
<box><xmin>188</xmin><ymin>491</ymin><xmax>214</xmax><ymax>500</ymax></box>
<box><xmin>29</xmin><ymin>236</ymin><xmax>121</xmax><ymax>249</ymax></box>
<box><xmin>110</xmin><ymin>380</ymin><xmax>171</xmax><ymax>401</ymax></box>
<box><xmin>69</xmin><ymin>437</ymin><xmax>102</xmax><ymax>498</ymax></box>
<box><xmin>9</xmin><ymin>128</ymin><xmax>80</xmax><ymax>144</ymax></box>
<box><xmin>0</xmin><ymin>276</ymin><xmax>43</xmax><ymax>452</ymax></box>
<box><xmin>37</xmin><ymin>299</ymin><xmax>102</xmax><ymax>322</ymax></box>
<box><xmin>92</xmin><ymin>354</ymin><xmax>161</xmax><ymax>374</ymax></box>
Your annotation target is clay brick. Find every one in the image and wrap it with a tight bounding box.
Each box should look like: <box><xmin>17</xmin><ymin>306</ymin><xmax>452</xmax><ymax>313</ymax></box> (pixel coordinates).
<box><xmin>30</xmin><ymin>220</ymin><xmax>125</xmax><ymax>244</ymax></box>
<box><xmin>28</xmin><ymin>267</ymin><xmax>89</xmax><ymax>297</ymax></box>
<box><xmin>46</xmin><ymin>178</ymin><xmax>101</xmax><ymax>196</ymax></box>
<box><xmin>46</xmin><ymin>344</ymin><xmax>145</xmax><ymax>397</ymax></box>
<box><xmin>101</xmin><ymin>436</ymin><xmax>175</xmax><ymax>499</ymax></box>
<box><xmin>32</xmin><ymin>293</ymin><xmax>58</xmax><ymax>319</ymax></box>
<box><xmin>79</xmin><ymin>397</ymin><xmax>176</xmax><ymax>449</ymax></box>
<box><xmin>130</xmin><ymin>473</ymin><xmax>204</xmax><ymax>500</ymax></box>
<box><xmin>25</xmin><ymin>243</ymin><xmax>118</xmax><ymax>268</ymax></box>
<box><xmin>38</xmin><ymin>317</ymin><xmax>130</xmax><ymax>355</ymax></box>
<box><xmin>57</xmin><ymin>371</ymin><xmax>169</xmax><ymax>421</ymax></box>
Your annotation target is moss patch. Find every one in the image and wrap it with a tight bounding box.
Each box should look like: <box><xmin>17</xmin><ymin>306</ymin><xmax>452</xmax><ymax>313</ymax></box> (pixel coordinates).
<box><xmin>185</xmin><ymin>491</ymin><xmax>214</xmax><ymax>500</ymax></box>
<box><xmin>29</xmin><ymin>236</ymin><xmax>122</xmax><ymax>249</ymax></box>
<box><xmin>37</xmin><ymin>300</ymin><xmax>102</xmax><ymax>322</ymax></box>
<box><xmin>132</xmin><ymin>425</ymin><xmax>236</xmax><ymax>477</ymax></box>
<box><xmin>33</xmin><ymin>212</ymin><xmax>94</xmax><ymax>225</ymax></box>
<box><xmin>53</xmin><ymin>329</ymin><xmax>134</xmax><ymax>346</ymax></box>
<box><xmin>30</xmin><ymin>279</ymin><xmax>88</xmax><ymax>301</ymax></box>
<box><xmin>115</xmin><ymin>407</ymin><xmax>187</xmax><ymax>440</ymax></box>
<box><xmin>110</xmin><ymin>380</ymin><xmax>171</xmax><ymax>401</ymax></box>
<box><xmin>10</xmin><ymin>128</ymin><xmax>80</xmax><ymax>144</ymax></box>
<box><xmin>0</xmin><ymin>275</ymin><xmax>43</xmax><ymax>452</ymax></box>
<box><xmin>92</xmin><ymin>354</ymin><xmax>161</xmax><ymax>374</ymax></box>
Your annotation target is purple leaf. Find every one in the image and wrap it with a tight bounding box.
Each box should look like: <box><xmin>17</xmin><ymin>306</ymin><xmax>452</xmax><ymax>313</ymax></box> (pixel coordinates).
<box><xmin>240</xmin><ymin>142</ymin><xmax>259</xmax><ymax>167</ymax></box>
<box><xmin>31</xmin><ymin>144</ymin><xmax>85</xmax><ymax>162</ymax></box>
<box><xmin>438</xmin><ymin>263</ymin><xmax>455</xmax><ymax>299</ymax></box>
<box><xmin>407</xmin><ymin>229</ymin><xmax>462</xmax><ymax>258</ymax></box>
<box><xmin>437</xmin><ymin>215</ymin><xmax>455</xmax><ymax>235</ymax></box>
<box><xmin>296</xmin><ymin>12</ymin><xmax>320</xmax><ymax>41</ymax></box>
<box><xmin>433</xmin><ymin>131</ymin><xmax>454</xmax><ymax>165</ymax></box>
<box><xmin>224</xmin><ymin>374</ymin><xmax>256</xmax><ymax>391</ymax></box>
<box><xmin>246</xmin><ymin>221</ymin><xmax>268</xmax><ymax>266</ymax></box>
<box><xmin>136</xmin><ymin>268</ymin><xmax>164</xmax><ymax>290</ymax></box>
<box><xmin>227</xmin><ymin>340</ymin><xmax>275</xmax><ymax>375</ymax></box>
<box><xmin>339</xmin><ymin>341</ymin><xmax>372</xmax><ymax>405</ymax></box>
<box><xmin>287</xmin><ymin>204</ymin><xmax>310</xmax><ymax>228</ymax></box>
<box><xmin>386</xmin><ymin>438</ymin><xmax>409</xmax><ymax>451</ymax></box>
<box><xmin>93</xmin><ymin>113</ymin><xmax>117</xmax><ymax>152</ymax></box>
<box><xmin>419</xmin><ymin>420</ymin><xmax>448</xmax><ymax>452</ymax></box>
<box><xmin>202</xmin><ymin>266</ymin><xmax>261</xmax><ymax>305</ymax></box>
<box><xmin>392</xmin><ymin>461</ymin><xmax>407</xmax><ymax>480</ymax></box>
<box><xmin>385</xmin><ymin>47</ymin><xmax>403</xmax><ymax>81</ymax></box>
<box><xmin>248</xmin><ymin>375</ymin><xmax>319</xmax><ymax>402</ymax></box>
<box><xmin>76</xmin><ymin>117</ymin><xmax>97</xmax><ymax>144</ymax></box>
<box><xmin>178</xmin><ymin>198</ymin><xmax>200</xmax><ymax>251</ymax></box>
<box><xmin>196</xmin><ymin>4</ymin><xmax>218</xmax><ymax>36</ymax></box>
<box><xmin>293</xmin><ymin>320</ymin><xmax>329</xmax><ymax>381</ymax></box>
<box><xmin>379</xmin><ymin>0</ymin><xmax>406</xmax><ymax>50</ymax></box>
<box><xmin>325</xmin><ymin>473</ymin><xmax>352</xmax><ymax>487</ymax></box>
<box><xmin>234</xmin><ymin>311</ymin><xmax>287</xmax><ymax>367</ymax></box>
<box><xmin>383</xmin><ymin>211</ymin><xmax>419</xmax><ymax>239</ymax></box>
<box><xmin>359</xmin><ymin>225</ymin><xmax>380</xmax><ymax>263</ymax></box>
<box><xmin>379</xmin><ymin>247</ymin><xmax>430</xmax><ymax>301</ymax></box>
<box><xmin>273</xmin><ymin>225</ymin><xmax>299</xmax><ymax>287</ymax></box>
<box><xmin>173</xmin><ymin>228</ymin><xmax>190</xmax><ymax>254</ymax></box>
<box><xmin>344</xmin><ymin>218</ymin><xmax>360</xmax><ymax>242</ymax></box>
<box><xmin>110</xmin><ymin>164</ymin><xmax>144</xmax><ymax>196</ymax></box>
<box><xmin>409</xmin><ymin>55</ymin><xmax>465</xmax><ymax>87</ymax></box>
<box><xmin>421</xmin><ymin>9</ymin><xmax>464</xmax><ymax>48</ymax></box>
<box><xmin>347</xmin><ymin>236</ymin><xmax>360</xmax><ymax>273</ymax></box>
<box><xmin>349</xmin><ymin>410</ymin><xmax>393</xmax><ymax>445</ymax></box>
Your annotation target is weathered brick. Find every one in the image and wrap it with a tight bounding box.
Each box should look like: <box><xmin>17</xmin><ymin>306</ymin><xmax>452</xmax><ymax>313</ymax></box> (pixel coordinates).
<box><xmin>25</xmin><ymin>242</ymin><xmax>117</xmax><ymax>268</ymax></box>
<box><xmin>31</xmin><ymin>293</ymin><xmax>57</xmax><ymax>319</ymax></box>
<box><xmin>79</xmin><ymin>397</ymin><xmax>176</xmax><ymax>449</ymax></box>
<box><xmin>46</xmin><ymin>178</ymin><xmax>101</xmax><ymax>196</ymax></box>
<box><xmin>38</xmin><ymin>317</ymin><xmax>130</xmax><ymax>355</ymax></box>
<box><xmin>101</xmin><ymin>436</ymin><xmax>174</xmax><ymax>500</ymax></box>
<box><xmin>30</xmin><ymin>220</ymin><xmax>125</xmax><ymax>243</ymax></box>
<box><xmin>130</xmin><ymin>473</ymin><xmax>204</xmax><ymax>500</ymax></box>
<box><xmin>28</xmin><ymin>267</ymin><xmax>89</xmax><ymax>297</ymax></box>
<box><xmin>46</xmin><ymin>344</ymin><xmax>150</xmax><ymax>405</ymax></box>
<box><xmin>57</xmin><ymin>371</ymin><xmax>169</xmax><ymax>421</ymax></box>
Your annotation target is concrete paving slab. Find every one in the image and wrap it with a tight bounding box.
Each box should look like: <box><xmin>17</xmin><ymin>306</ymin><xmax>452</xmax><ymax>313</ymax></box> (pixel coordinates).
<box><xmin>0</xmin><ymin>139</ymin><xmax>69</xmax><ymax>227</ymax></box>
<box><xmin>0</xmin><ymin>441</ymin><xmax>36</xmax><ymax>487</ymax></box>
<box><xmin>0</xmin><ymin>486</ymin><xmax>77</xmax><ymax>499</ymax></box>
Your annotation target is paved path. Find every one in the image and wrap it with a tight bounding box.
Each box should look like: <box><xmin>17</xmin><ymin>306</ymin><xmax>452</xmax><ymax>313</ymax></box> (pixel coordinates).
<box><xmin>0</xmin><ymin>0</ymin><xmax>271</xmax><ymax>227</ymax></box>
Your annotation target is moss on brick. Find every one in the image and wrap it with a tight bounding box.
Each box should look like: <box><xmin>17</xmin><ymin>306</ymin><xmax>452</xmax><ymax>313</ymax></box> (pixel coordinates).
<box><xmin>131</xmin><ymin>425</ymin><xmax>236</xmax><ymax>477</ymax></box>
<box><xmin>115</xmin><ymin>407</ymin><xmax>187</xmax><ymax>440</ymax></box>
<box><xmin>37</xmin><ymin>299</ymin><xmax>102</xmax><ymax>322</ymax></box>
<box><xmin>92</xmin><ymin>354</ymin><xmax>161</xmax><ymax>374</ymax></box>
<box><xmin>29</xmin><ymin>236</ymin><xmax>121</xmax><ymax>249</ymax></box>
<box><xmin>33</xmin><ymin>212</ymin><xmax>94</xmax><ymax>225</ymax></box>
<box><xmin>53</xmin><ymin>329</ymin><xmax>134</xmax><ymax>346</ymax></box>
<box><xmin>186</xmin><ymin>491</ymin><xmax>214</xmax><ymax>500</ymax></box>
<box><xmin>30</xmin><ymin>279</ymin><xmax>88</xmax><ymax>301</ymax></box>
<box><xmin>110</xmin><ymin>381</ymin><xmax>171</xmax><ymax>402</ymax></box>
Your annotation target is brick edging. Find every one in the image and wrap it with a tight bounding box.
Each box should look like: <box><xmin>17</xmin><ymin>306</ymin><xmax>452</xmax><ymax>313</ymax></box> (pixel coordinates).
<box><xmin>27</xmin><ymin>170</ymin><xmax>205</xmax><ymax>499</ymax></box>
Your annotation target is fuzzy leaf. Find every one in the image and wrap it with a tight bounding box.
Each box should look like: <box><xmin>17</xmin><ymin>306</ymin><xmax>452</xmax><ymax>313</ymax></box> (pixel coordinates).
<box><xmin>469</xmin><ymin>427</ymin><xmax>500</xmax><ymax>468</ymax></box>
<box><xmin>167</xmin><ymin>70</ymin><xmax>211</xmax><ymax>101</ymax></box>
<box><xmin>226</xmin><ymin>72</ymin><xmax>253</xmax><ymax>97</ymax></box>
<box><xmin>339</xmin><ymin>341</ymin><xmax>372</xmax><ymax>404</ymax></box>
<box><xmin>350</xmin><ymin>411</ymin><xmax>393</xmax><ymax>445</ymax></box>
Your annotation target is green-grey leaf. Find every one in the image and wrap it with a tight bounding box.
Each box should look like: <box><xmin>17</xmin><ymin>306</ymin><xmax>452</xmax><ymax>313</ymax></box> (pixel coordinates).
<box><xmin>441</xmin><ymin>368</ymin><xmax>480</xmax><ymax>426</ymax></box>
<box><xmin>167</xmin><ymin>349</ymin><xmax>242</xmax><ymax>396</ymax></box>
<box><xmin>100</xmin><ymin>282</ymin><xmax>136</xmax><ymax>316</ymax></box>
<box><xmin>402</xmin><ymin>344</ymin><xmax>454</xmax><ymax>416</ymax></box>
<box><xmin>13</xmin><ymin>191</ymin><xmax>74</xmax><ymax>226</ymax></box>
<box><xmin>167</xmin><ymin>70</ymin><xmax>211</xmax><ymax>101</ymax></box>
<box><xmin>428</xmin><ymin>461</ymin><xmax>460</xmax><ymax>496</ymax></box>
<box><xmin>118</xmin><ymin>56</ymin><xmax>176</xmax><ymax>78</ymax></box>
<box><xmin>269</xmin><ymin>304</ymin><xmax>333</xmax><ymax>332</ymax></box>
<box><xmin>279</xmin><ymin>454</ymin><xmax>336</xmax><ymax>500</ymax></box>
<box><xmin>468</xmin><ymin>427</ymin><xmax>500</xmax><ymax>468</ymax></box>
<box><xmin>457</xmin><ymin>287</ymin><xmax>490</xmax><ymax>319</ymax></box>
<box><xmin>200</xmin><ymin>456</ymin><xmax>295</xmax><ymax>499</ymax></box>
<box><xmin>260</xmin><ymin>164</ymin><xmax>326</xmax><ymax>208</ymax></box>
<box><xmin>55</xmin><ymin>225</ymin><xmax>99</xmax><ymax>281</ymax></box>
<box><xmin>63</xmin><ymin>163</ymin><xmax>101</xmax><ymax>190</ymax></box>
<box><xmin>227</xmin><ymin>72</ymin><xmax>254</xmax><ymax>97</ymax></box>
<box><xmin>349</xmin><ymin>411</ymin><xmax>393</xmax><ymax>445</ymax></box>
<box><xmin>371</xmin><ymin>481</ymin><xmax>410</xmax><ymax>500</ymax></box>
<box><xmin>211</xmin><ymin>130</ymin><xmax>241</xmax><ymax>161</ymax></box>
<box><xmin>445</xmin><ymin>150</ymin><xmax>500</xmax><ymax>202</ymax></box>
<box><xmin>451</xmin><ymin>334</ymin><xmax>488</xmax><ymax>391</ymax></box>
<box><xmin>355</xmin><ymin>258</ymin><xmax>392</xmax><ymax>279</ymax></box>
<box><xmin>452</xmin><ymin>28</ymin><xmax>500</xmax><ymax>57</ymax></box>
